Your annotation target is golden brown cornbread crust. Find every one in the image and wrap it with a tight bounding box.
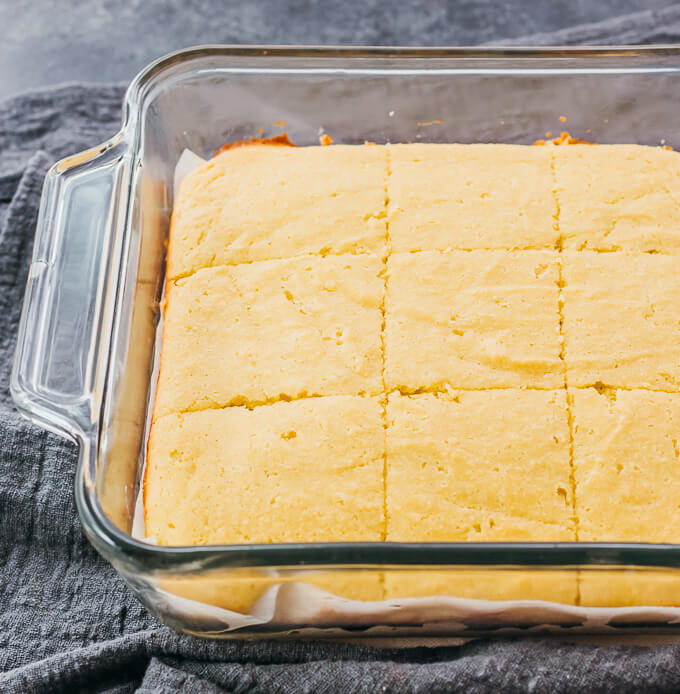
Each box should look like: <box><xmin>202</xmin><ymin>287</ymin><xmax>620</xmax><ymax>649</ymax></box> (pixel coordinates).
<box><xmin>213</xmin><ymin>133</ymin><xmax>295</xmax><ymax>156</ymax></box>
<box><xmin>147</xmin><ymin>139</ymin><xmax>680</xmax><ymax>607</ymax></box>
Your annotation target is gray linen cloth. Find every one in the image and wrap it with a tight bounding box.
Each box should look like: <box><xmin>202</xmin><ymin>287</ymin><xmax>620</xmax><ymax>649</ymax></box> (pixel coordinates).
<box><xmin>4</xmin><ymin>6</ymin><xmax>680</xmax><ymax>692</ymax></box>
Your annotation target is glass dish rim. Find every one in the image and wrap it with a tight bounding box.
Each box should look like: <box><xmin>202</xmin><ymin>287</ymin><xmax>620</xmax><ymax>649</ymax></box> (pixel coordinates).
<box><xmin>54</xmin><ymin>43</ymin><xmax>680</xmax><ymax>572</ymax></box>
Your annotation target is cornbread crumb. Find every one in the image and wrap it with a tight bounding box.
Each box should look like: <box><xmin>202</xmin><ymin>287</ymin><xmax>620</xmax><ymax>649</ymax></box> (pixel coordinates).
<box><xmin>145</xmin><ymin>396</ymin><xmax>384</xmax><ymax>545</ymax></box>
<box><xmin>533</xmin><ymin>131</ymin><xmax>594</xmax><ymax>146</ymax></box>
<box><xmin>562</xmin><ymin>251</ymin><xmax>680</xmax><ymax>390</ymax></box>
<box><xmin>385</xmin><ymin>390</ymin><xmax>574</xmax><ymax>541</ymax></box>
<box><xmin>387</xmin><ymin>143</ymin><xmax>557</xmax><ymax>252</ymax></box>
<box><xmin>153</xmin><ymin>254</ymin><xmax>383</xmax><ymax>418</ymax></box>
<box><xmin>384</xmin><ymin>250</ymin><xmax>564</xmax><ymax>391</ymax></box>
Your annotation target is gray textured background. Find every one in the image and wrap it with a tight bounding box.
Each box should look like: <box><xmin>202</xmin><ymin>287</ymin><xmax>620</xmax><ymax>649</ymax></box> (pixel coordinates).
<box><xmin>0</xmin><ymin>0</ymin><xmax>674</xmax><ymax>98</ymax></box>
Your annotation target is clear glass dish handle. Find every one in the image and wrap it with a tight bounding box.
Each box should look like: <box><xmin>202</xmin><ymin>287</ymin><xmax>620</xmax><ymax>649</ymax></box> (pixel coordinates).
<box><xmin>11</xmin><ymin>140</ymin><xmax>130</xmax><ymax>440</ymax></box>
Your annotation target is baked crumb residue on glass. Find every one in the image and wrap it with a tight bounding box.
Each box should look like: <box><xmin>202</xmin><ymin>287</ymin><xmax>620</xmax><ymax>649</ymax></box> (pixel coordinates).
<box><xmin>211</xmin><ymin>130</ymin><xmax>602</xmax><ymax>154</ymax></box>
<box><xmin>534</xmin><ymin>131</ymin><xmax>595</xmax><ymax>146</ymax></box>
<box><xmin>213</xmin><ymin>133</ymin><xmax>295</xmax><ymax>157</ymax></box>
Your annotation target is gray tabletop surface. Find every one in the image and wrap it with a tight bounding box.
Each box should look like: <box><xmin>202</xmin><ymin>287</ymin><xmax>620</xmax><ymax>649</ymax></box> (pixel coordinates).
<box><xmin>1</xmin><ymin>0</ymin><xmax>674</xmax><ymax>99</ymax></box>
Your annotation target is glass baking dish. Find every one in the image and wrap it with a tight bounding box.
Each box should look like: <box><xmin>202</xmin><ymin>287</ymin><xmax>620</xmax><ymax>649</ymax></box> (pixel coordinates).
<box><xmin>12</xmin><ymin>45</ymin><xmax>680</xmax><ymax>638</ymax></box>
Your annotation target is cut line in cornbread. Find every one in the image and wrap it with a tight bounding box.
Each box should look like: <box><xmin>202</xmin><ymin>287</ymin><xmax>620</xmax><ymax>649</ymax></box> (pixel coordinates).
<box><xmin>554</xmin><ymin>145</ymin><xmax>680</xmax><ymax>253</ymax></box>
<box><xmin>153</xmin><ymin>254</ymin><xmax>384</xmax><ymax>418</ymax></box>
<box><xmin>145</xmin><ymin>395</ymin><xmax>384</xmax><ymax>546</ymax></box>
<box><xmin>384</xmin><ymin>250</ymin><xmax>564</xmax><ymax>391</ymax></box>
<box><xmin>562</xmin><ymin>251</ymin><xmax>680</xmax><ymax>391</ymax></box>
<box><xmin>385</xmin><ymin>390</ymin><xmax>574</xmax><ymax>541</ymax></box>
<box><xmin>572</xmin><ymin>388</ymin><xmax>680</xmax><ymax>606</ymax></box>
<box><xmin>387</xmin><ymin>143</ymin><xmax>558</xmax><ymax>252</ymax></box>
<box><xmin>167</xmin><ymin>144</ymin><xmax>388</xmax><ymax>279</ymax></box>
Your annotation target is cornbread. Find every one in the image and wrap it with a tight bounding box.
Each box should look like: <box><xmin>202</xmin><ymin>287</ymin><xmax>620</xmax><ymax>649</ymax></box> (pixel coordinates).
<box><xmin>562</xmin><ymin>251</ymin><xmax>680</xmax><ymax>391</ymax></box>
<box><xmin>554</xmin><ymin>145</ymin><xmax>680</xmax><ymax>253</ymax></box>
<box><xmin>153</xmin><ymin>254</ymin><xmax>383</xmax><ymax>418</ymax></box>
<box><xmin>384</xmin><ymin>386</ymin><xmax>577</xmax><ymax>604</ymax></box>
<box><xmin>384</xmin><ymin>249</ymin><xmax>564</xmax><ymax>392</ymax></box>
<box><xmin>571</xmin><ymin>388</ymin><xmax>680</xmax><ymax>543</ymax></box>
<box><xmin>145</xmin><ymin>396</ymin><xmax>384</xmax><ymax>545</ymax></box>
<box><xmin>167</xmin><ymin>143</ymin><xmax>388</xmax><ymax>279</ymax></box>
<box><xmin>385</xmin><ymin>390</ymin><xmax>574</xmax><ymax>541</ymax></box>
<box><xmin>163</xmin><ymin>569</ymin><xmax>385</xmax><ymax>614</ymax></box>
<box><xmin>383</xmin><ymin>570</ymin><xmax>578</xmax><ymax>605</ymax></box>
<box><xmin>145</xmin><ymin>139</ymin><xmax>680</xmax><ymax>612</ymax></box>
<box><xmin>387</xmin><ymin>143</ymin><xmax>558</xmax><ymax>252</ymax></box>
<box><xmin>578</xmin><ymin>570</ymin><xmax>680</xmax><ymax>609</ymax></box>
<box><xmin>572</xmin><ymin>388</ymin><xmax>680</xmax><ymax>606</ymax></box>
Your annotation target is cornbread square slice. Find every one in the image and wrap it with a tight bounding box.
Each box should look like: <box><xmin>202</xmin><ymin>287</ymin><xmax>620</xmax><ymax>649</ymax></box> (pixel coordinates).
<box><xmin>162</xmin><ymin>570</ymin><xmax>385</xmax><ymax>614</ymax></box>
<box><xmin>571</xmin><ymin>388</ymin><xmax>680</xmax><ymax>543</ymax></box>
<box><xmin>145</xmin><ymin>396</ymin><xmax>384</xmax><ymax>545</ymax></box>
<box><xmin>154</xmin><ymin>254</ymin><xmax>383</xmax><ymax>418</ymax></box>
<box><xmin>387</xmin><ymin>143</ymin><xmax>557</xmax><ymax>252</ymax></box>
<box><xmin>384</xmin><ymin>250</ymin><xmax>564</xmax><ymax>391</ymax></box>
<box><xmin>562</xmin><ymin>251</ymin><xmax>680</xmax><ymax>390</ymax></box>
<box><xmin>554</xmin><ymin>145</ymin><xmax>680</xmax><ymax>253</ymax></box>
<box><xmin>384</xmin><ymin>569</ymin><xmax>577</xmax><ymax>606</ymax></box>
<box><xmin>579</xmin><ymin>569</ymin><xmax>680</xmax><ymax>608</ymax></box>
<box><xmin>167</xmin><ymin>144</ymin><xmax>388</xmax><ymax>278</ymax></box>
<box><xmin>385</xmin><ymin>390</ymin><xmax>574</xmax><ymax>541</ymax></box>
